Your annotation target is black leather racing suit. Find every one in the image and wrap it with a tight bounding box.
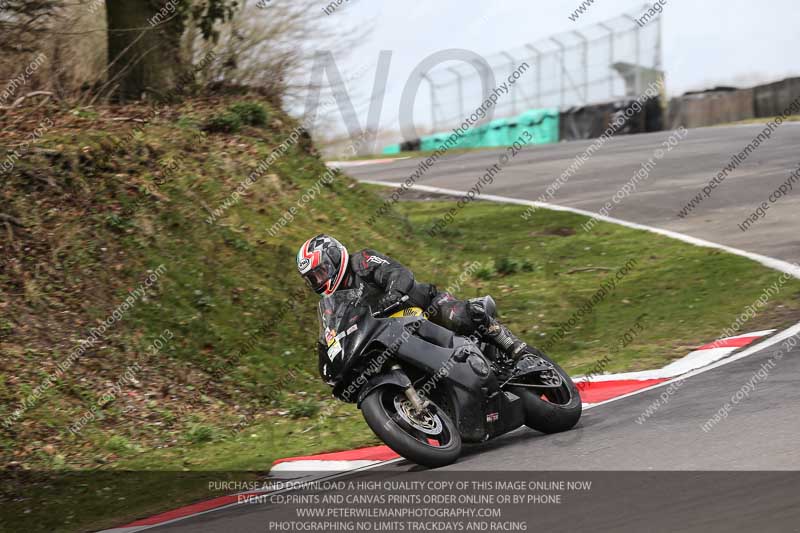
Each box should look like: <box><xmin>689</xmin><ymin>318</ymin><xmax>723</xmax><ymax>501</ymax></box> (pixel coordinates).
<box><xmin>339</xmin><ymin>249</ymin><xmax>478</xmax><ymax>335</ymax></box>
<box><xmin>316</xmin><ymin>249</ymin><xmax>527</xmax><ymax>380</ymax></box>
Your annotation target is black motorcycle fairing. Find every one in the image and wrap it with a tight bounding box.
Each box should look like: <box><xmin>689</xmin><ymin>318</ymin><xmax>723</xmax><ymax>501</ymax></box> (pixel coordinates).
<box><xmin>318</xmin><ymin>289</ymin><xmax>385</xmax><ymax>386</ymax></box>
<box><xmin>413</xmin><ymin>319</ymin><xmax>455</xmax><ymax>349</ymax></box>
<box><xmin>317</xmin><ymin>289</ymin><xmax>525</xmax><ymax>443</ymax></box>
<box><xmin>386</xmin><ymin>332</ymin><xmax>508</xmax><ymax>442</ymax></box>
<box><xmin>355</xmin><ymin>369</ymin><xmax>412</xmax><ymax>407</ymax></box>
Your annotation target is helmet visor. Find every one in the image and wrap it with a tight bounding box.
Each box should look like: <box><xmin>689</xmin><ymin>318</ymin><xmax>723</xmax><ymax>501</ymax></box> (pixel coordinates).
<box><xmin>303</xmin><ymin>263</ymin><xmax>332</xmax><ymax>293</ymax></box>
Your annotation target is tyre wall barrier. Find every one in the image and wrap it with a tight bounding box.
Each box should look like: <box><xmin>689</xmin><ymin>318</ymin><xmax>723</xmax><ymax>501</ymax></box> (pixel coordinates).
<box><xmin>399</xmin><ymin>138</ymin><xmax>420</xmax><ymax>152</ymax></box>
<box><xmin>559</xmin><ymin>97</ymin><xmax>662</xmax><ymax>142</ymax></box>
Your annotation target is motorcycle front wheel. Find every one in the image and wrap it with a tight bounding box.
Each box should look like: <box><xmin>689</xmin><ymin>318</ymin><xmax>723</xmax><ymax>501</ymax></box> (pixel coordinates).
<box><xmin>361</xmin><ymin>385</ymin><xmax>462</xmax><ymax>468</ymax></box>
<box><xmin>508</xmin><ymin>351</ymin><xmax>582</xmax><ymax>434</ymax></box>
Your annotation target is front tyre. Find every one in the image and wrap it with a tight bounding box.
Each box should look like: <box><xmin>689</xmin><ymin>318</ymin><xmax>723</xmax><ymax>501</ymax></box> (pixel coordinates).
<box><xmin>361</xmin><ymin>385</ymin><xmax>461</xmax><ymax>468</ymax></box>
<box><xmin>509</xmin><ymin>351</ymin><xmax>582</xmax><ymax>434</ymax></box>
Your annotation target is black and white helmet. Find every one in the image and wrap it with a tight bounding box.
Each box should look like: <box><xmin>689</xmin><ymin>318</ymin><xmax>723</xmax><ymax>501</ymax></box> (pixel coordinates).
<box><xmin>296</xmin><ymin>234</ymin><xmax>349</xmax><ymax>296</ymax></box>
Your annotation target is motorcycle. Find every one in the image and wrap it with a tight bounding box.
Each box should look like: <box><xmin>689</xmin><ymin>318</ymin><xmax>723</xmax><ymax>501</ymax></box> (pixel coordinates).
<box><xmin>318</xmin><ymin>290</ymin><xmax>582</xmax><ymax>468</ymax></box>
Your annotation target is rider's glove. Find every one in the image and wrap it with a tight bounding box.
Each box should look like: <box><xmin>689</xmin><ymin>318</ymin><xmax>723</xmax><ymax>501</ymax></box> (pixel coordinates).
<box><xmin>378</xmin><ymin>290</ymin><xmax>404</xmax><ymax>312</ymax></box>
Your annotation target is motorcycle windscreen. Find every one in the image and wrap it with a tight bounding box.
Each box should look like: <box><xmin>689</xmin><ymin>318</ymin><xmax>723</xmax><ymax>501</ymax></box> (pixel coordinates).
<box><xmin>318</xmin><ymin>289</ymin><xmax>367</xmax><ymax>381</ymax></box>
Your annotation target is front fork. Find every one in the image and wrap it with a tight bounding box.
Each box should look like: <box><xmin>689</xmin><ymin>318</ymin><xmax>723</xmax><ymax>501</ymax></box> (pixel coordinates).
<box><xmin>393</xmin><ymin>364</ymin><xmax>430</xmax><ymax>412</ymax></box>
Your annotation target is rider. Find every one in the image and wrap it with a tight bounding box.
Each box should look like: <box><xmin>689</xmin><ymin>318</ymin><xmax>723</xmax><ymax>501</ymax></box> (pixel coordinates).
<box><xmin>296</xmin><ymin>234</ymin><xmax>529</xmax><ymax>361</ymax></box>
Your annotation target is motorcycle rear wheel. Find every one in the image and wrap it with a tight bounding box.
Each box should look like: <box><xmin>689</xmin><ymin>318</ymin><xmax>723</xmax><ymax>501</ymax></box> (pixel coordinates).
<box><xmin>361</xmin><ymin>385</ymin><xmax>462</xmax><ymax>468</ymax></box>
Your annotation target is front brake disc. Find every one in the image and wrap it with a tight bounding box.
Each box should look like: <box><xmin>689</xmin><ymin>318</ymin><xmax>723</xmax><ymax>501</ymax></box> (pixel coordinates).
<box><xmin>392</xmin><ymin>395</ymin><xmax>443</xmax><ymax>435</ymax></box>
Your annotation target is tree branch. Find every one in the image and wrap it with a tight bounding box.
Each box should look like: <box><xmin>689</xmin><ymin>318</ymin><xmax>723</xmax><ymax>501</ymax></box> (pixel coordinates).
<box><xmin>0</xmin><ymin>91</ymin><xmax>55</xmax><ymax>110</ymax></box>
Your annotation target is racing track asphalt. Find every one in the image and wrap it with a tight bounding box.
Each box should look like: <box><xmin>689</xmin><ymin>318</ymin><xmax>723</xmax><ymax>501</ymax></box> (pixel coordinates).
<box><xmin>143</xmin><ymin>124</ymin><xmax>800</xmax><ymax>532</ymax></box>
<box><xmin>345</xmin><ymin>123</ymin><xmax>800</xmax><ymax>264</ymax></box>
<box><xmin>150</xmin><ymin>329</ymin><xmax>800</xmax><ymax>532</ymax></box>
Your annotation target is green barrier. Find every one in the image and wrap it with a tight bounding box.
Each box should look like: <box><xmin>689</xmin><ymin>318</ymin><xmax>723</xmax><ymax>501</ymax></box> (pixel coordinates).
<box><xmin>419</xmin><ymin>134</ymin><xmax>439</xmax><ymax>152</ymax></box>
<box><xmin>398</xmin><ymin>108</ymin><xmax>560</xmax><ymax>155</ymax></box>
<box><xmin>382</xmin><ymin>143</ymin><xmax>401</xmax><ymax>155</ymax></box>
<box><xmin>450</xmin><ymin>131</ymin><xmax>468</xmax><ymax>149</ymax></box>
<box><xmin>472</xmin><ymin>124</ymin><xmax>491</xmax><ymax>148</ymax></box>
<box><xmin>511</xmin><ymin>108</ymin><xmax>559</xmax><ymax>145</ymax></box>
<box><xmin>439</xmin><ymin>131</ymin><xmax>465</xmax><ymax>150</ymax></box>
<box><xmin>485</xmin><ymin>118</ymin><xmax>512</xmax><ymax>147</ymax></box>
<box><xmin>459</xmin><ymin>128</ymin><xmax>476</xmax><ymax>149</ymax></box>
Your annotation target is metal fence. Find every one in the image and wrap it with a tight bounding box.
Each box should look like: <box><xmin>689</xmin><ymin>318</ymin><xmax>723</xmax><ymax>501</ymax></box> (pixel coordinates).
<box><xmin>424</xmin><ymin>6</ymin><xmax>663</xmax><ymax>132</ymax></box>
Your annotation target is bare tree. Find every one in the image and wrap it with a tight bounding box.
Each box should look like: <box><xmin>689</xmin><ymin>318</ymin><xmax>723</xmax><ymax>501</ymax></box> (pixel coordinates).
<box><xmin>105</xmin><ymin>0</ymin><xmax>240</xmax><ymax>101</ymax></box>
<box><xmin>0</xmin><ymin>1</ymin><xmax>62</xmax><ymax>54</ymax></box>
<box><xmin>187</xmin><ymin>0</ymin><xmax>368</xmax><ymax>108</ymax></box>
<box><xmin>1</xmin><ymin>0</ymin><xmax>369</xmax><ymax>107</ymax></box>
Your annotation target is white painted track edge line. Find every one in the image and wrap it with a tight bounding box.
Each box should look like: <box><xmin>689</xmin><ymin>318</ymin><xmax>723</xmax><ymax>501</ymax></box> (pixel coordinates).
<box><xmin>359</xmin><ymin>180</ymin><xmax>800</xmax><ymax>280</ymax></box>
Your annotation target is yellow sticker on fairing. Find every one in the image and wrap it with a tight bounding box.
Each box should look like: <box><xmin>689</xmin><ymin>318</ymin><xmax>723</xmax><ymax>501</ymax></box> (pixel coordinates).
<box><xmin>327</xmin><ymin>338</ymin><xmax>342</xmax><ymax>360</ymax></box>
<box><xmin>325</xmin><ymin>329</ymin><xmax>337</xmax><ymax>346</ymax></box>
<box><xmin>389</xmin><ymin>307</ymin><xmax>425</xmax><ymax>318</ymax></box>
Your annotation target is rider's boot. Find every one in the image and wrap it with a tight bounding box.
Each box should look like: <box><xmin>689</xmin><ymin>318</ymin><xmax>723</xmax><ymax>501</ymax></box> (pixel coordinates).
<box><xmin>466</xmin><ymin>297</ymin><xmax>528</xmax><ymax>361</ymax></box>
<box><xmin>483</xmin><ymin>318</ymin><xmax>528</xmax><ymax>361</ymax></box>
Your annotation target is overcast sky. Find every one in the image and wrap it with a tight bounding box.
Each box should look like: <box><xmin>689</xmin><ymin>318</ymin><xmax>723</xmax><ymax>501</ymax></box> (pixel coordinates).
<box><xmin>307</xmin><ymin>0</ymin><xmax>800</xmax><ymax>137</ymax></box>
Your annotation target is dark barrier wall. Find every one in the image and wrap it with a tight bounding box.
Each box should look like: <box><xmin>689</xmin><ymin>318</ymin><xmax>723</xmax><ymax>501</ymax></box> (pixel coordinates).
<box><xmin>753</xmin><ymin>77</ymin><xmax>800</xmax><ymax>118</ymax></box>
<box><xmin>665</xmin><ymin>77</ymin><xmax>800</xmax><ymax>129</ymax></box>
<box><xmin>559</xmin><ymin>97</ymin><xmax>663</xmax><ymax>142</ymax></box>
<box><xmin>667</xmin><ymin>88</ymin><xmax>754</xmax><ymax>129</ymax></box>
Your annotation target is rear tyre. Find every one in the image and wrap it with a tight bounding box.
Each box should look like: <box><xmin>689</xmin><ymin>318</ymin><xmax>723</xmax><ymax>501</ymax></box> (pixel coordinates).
<box><xmin>361</xmin><ymin>385</ymin><xmax>461</xmax><ymax>468</ymax></box>
<box><xmin>509</xmin><ymin>351</ymin><xmax>582</xmax><ymax>434</ymax></box>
